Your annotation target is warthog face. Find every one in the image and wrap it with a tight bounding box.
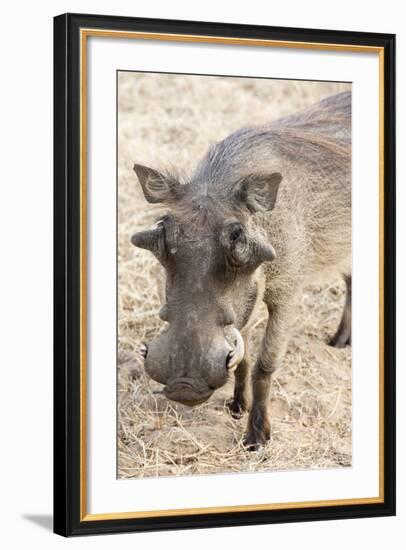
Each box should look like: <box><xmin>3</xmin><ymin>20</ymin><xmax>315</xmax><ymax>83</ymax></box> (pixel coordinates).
<box><xmin>131</xmin><ymin>163</ymin><xmax>281</xmax><ymax>406</ymax></box>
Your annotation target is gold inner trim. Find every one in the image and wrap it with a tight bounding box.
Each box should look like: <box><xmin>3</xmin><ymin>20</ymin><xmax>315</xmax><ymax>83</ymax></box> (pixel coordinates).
<box><xmin>82</xmin><ymin>497</ymin><xmax>383</xmax><ymax>522</ymax></box>
<box><xmin>79</xmin><ymin>27</ymin><xmax>385</xmax><ymax>522</ymax></box>
<box><xmin>81</xmin><ymin>28</ymin><xmax>383</xmax><ymax>53</ymax></box>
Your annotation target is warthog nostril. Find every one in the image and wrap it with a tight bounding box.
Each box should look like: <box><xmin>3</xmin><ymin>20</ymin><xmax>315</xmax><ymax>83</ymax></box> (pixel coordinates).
<box><xmin>139</xmin><ymin>343</ymin><xmax>148</xmax><ymax>359</ymax></box>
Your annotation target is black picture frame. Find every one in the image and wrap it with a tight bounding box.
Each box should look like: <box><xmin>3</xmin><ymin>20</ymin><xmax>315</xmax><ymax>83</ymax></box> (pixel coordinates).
<box><xmin>54</xmin><ymin>12</ymin><xmax>396</xmax><ymax>537</ymax></box>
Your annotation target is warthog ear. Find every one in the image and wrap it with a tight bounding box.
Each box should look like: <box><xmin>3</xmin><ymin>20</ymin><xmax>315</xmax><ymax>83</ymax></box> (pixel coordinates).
<box><xmin>133</xmin><ymin>163</ymin><xmax>180</xmax><ymax>204</ymax></box>
<box><xmin>237</xmin><ymin>172</ymin><xmax>282</xmax><ymax>214</ymax></box>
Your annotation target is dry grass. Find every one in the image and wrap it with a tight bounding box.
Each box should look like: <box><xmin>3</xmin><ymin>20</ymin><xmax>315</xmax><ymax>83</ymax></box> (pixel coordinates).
<box><xmin>117</xmin><ymin>72</ymin><xmax>352</xmax><ymax>479</ymax></box>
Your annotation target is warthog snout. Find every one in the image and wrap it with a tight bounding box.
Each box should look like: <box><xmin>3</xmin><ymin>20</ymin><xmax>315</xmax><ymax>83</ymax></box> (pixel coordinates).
<box><xmin>163</xmin><ymin>378</ymin><xmax>214</xmax><ymax>406</ymax></box>
<box><xmin>143</xmin><ymin>326</ymin><xmax>245</xmax><ymax>406</ymax></box>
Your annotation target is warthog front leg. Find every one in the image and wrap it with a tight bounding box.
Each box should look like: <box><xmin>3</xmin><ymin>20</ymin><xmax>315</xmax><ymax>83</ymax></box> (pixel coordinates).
<box><xmin>227</xmin><ymin>332</ymin><xmax>251</xmax><ymax>418</ymax></box>
<box><xmin>329</xmin><ymin>274</ymin><xmax>351</xmax><ymax>348</ymax></box>
<box><xmin>244</xmin><ymin>303</ymin><xmax>291</xmax><ymax>450</ymax></box>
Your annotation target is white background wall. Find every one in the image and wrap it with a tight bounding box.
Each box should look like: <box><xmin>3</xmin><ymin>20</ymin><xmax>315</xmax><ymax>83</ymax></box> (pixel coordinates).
<box><xmin>0</xmin><ymin>0</ymin><xmax>403</xmax><ymax>547</ymax></box>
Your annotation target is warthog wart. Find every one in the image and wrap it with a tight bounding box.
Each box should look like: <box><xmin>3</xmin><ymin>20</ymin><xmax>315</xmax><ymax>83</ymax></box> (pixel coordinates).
<box><xmin>131</xmin><ymin>91</ymin><xmax>351</xmax><ymax>449</ymax></box>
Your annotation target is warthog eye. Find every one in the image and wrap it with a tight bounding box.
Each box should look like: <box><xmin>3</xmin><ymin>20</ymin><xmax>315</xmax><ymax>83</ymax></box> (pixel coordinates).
<box><xmin>229</xmin><ymin>224</ymin><xmax>243</xmax><ymax>243</ymax></box>
<box><xmin>224</xmin><ymin>222</ymin><xmax>251</xmax><ymax>266</ymax></box>
<box><xmin>222</xmin><ymin>221</ymin><xmax>276</xmax><ymax>268</ymax></box>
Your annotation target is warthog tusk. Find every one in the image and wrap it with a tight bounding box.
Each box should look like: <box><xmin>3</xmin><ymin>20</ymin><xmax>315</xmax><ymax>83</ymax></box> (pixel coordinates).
<box><xmin>139</xmin><ymin>343</ymin><xmax>148</xmax><ymax>359</ymax></box>
<box><xmin>226</xmin><ymin>328</ymin><xmax>245</xmax><ymax>372</ymax></box>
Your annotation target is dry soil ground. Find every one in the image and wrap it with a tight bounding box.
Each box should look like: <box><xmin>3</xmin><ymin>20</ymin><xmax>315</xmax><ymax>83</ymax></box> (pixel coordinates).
<box><xmin>117</xmin><ymin>72</ymin><xmax>352</xmax><ymax>479</ymax></box>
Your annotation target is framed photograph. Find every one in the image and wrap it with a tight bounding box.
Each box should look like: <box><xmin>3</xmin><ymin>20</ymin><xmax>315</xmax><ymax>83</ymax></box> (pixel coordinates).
<box><xmin>53</xmin><ymin>13</ymin><xmax>396</xmax><ymax>536</ymax></box>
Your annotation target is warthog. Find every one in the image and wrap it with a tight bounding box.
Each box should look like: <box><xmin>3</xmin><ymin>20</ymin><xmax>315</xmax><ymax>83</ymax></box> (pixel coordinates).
<box><xmin>131</xmin><ymin>91</ymin><xmax>351</xmax><ymax>449</ymax></box>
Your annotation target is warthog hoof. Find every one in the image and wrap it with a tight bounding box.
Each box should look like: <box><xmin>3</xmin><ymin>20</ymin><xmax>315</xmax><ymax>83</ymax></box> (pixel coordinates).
<box><xmin>244</xmin><ymin>405</ymin><xmax>271</xmax><ymax>451</ymax></box>
<box><xmin>226</xmin><ymin>398</ymin><xmax>247</xmax><ymax>419</ymax></box>
<box><xmin>243</xmin><ymin>428</ymin><xmax>271</xmax><ymax>451</ymax></box>
<box><xmin>328</xmin><ymin>331</ymin><xmax>351</xmax><ymax>348</ymax></box>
